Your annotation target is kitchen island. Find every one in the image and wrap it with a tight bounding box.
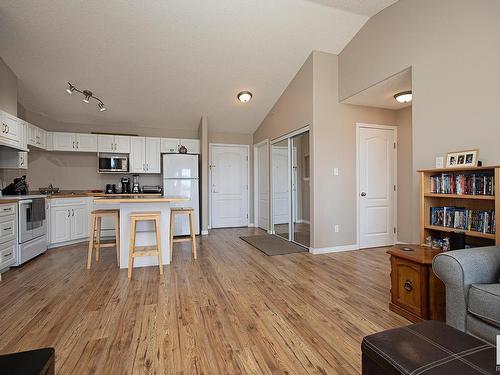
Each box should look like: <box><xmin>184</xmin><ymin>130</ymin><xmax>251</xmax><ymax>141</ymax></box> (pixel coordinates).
<box><xmin>94</xmin><ymin>196</ymin><xmax>188</xmax><ymax>269</ymax></box>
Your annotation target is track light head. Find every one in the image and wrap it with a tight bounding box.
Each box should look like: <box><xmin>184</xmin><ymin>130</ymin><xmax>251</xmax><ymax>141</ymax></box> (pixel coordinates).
<box><xmin>82</xmin><ymin>90</ymin><xmax>92</xmax><ymax>104</ymax></box>
<box><xmin>98</xmin><ymin>103</ymin><xmax>106</xmax><ymax>111</ymax></box>
<box><xmin>66</xmin><ymin>83</ymin><xmax>75</xmax><ymax>94</ymax></box>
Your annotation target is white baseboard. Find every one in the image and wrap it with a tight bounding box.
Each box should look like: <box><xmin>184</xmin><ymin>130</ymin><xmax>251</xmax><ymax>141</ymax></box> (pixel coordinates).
<box><xmin>48</xmin><ymin>237</ymin><xmax>89</xmax><ymax>249</ymax></box>
<box><xmin>309</xmin><ymin>243</ymin><xmax>359</xmax><ymax>254</ymax></box>
<box><xmin>201</xmin><ymin>230</ymin><xmax>209</xmax><ymax>235</ymax></box>
<box><xmin>248</xmin><ymin>223</ymin><xmax>255</xmax><ymax>227</ymax></box>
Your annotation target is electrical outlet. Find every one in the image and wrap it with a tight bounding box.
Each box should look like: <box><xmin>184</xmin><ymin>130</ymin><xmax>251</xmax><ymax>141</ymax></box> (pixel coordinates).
<box><xmin>334</xmin><ymin>225</ymin><xmax>339</xmax><ymax>233</ymax></box>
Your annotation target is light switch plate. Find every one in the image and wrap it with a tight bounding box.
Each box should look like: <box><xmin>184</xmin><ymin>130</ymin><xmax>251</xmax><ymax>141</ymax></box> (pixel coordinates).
<box><xmin>334</xmin><ymin>168</ymin><xmax>339</xmax><ymax>176</ymax></box>
<box><xmin>435</xmin><ymin>156</ymin><xmax>444</xmax><ymax>168</ymax></box>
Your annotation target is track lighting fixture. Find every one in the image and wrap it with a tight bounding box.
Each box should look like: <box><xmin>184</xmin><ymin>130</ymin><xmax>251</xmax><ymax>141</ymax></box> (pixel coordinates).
<box><xmin>66</xmin><ymin>82</ymin><xmax>106</xmax><ymax>112</ymax></box>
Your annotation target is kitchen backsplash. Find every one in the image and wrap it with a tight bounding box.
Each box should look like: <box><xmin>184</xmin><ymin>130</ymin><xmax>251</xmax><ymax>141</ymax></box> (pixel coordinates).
<box><xmin>0</xmin><ymin>149</ymin><xmax>162</xmax><ymax>190</ymax></box>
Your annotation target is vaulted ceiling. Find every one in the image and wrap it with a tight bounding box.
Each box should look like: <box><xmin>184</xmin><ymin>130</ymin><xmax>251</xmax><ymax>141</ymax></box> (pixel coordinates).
<box><xmin>0</xmin><ymin>0</ymin><xmax>397</xmax><ymax>133</ymax></box>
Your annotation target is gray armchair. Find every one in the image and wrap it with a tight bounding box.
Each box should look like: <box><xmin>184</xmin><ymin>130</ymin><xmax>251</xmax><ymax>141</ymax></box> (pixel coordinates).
<box><xmin>432</xmin><ymin>246</ymin><xmax>500</xmax><ymax>344</ymax></box>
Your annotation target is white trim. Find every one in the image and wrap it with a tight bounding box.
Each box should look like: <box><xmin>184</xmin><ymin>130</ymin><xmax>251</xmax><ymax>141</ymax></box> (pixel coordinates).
<box><xmin>271</xmin><ymin>125</ymin><xmax>310</xmax><ymax>144</ymax></box>
<box><xmin>253</xmin><ymin>139</ymin><xmax>269</xmax><ymax>231</ymax></box>
<box><xmin>48</xmin><ymin>237</ymin><xmax>90</xmax><ymax>249</ymax></box>
<box><xmin>248</xmin><ymin>223</ymin><xmax>255</xmax><ymax>227</ymax></box>
<box><xmin>309</xmin><ymin>244</ymin><xmax>359</xmax><ymax>254</ymax></box>
<box><xmin>201</xmin><ymin>230</ymin><xmax>209</xmax><ymax>235</ymax></box>
<box><xmin>208</xmin><ymin>143</ymin><xmax>250</xmax><ymax>229</ymax></box>
<box><xmin>356</xmin><ymin>123</ymin><xmax>398</xmax><ymax>249</ymax></box>
<box><xmin>296</xmin><ymin>219</ymin><xmax>310</xmax><ymax>224</ymax></box>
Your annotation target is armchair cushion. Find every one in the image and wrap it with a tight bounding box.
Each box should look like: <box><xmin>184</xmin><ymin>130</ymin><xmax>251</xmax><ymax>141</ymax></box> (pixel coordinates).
<box><xmin>467</xmin><ymin>283</ymin><xmax>500</xmax><ymax>329</ymax></box>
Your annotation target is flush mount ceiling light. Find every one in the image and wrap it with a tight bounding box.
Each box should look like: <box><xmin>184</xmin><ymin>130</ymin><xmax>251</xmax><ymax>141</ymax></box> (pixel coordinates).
<box><xmin>394</xmin><ymin>90</ymin><xmax>412</xmax><ymax>104</ymax></box>
<box><xmin>66</xmin><ymin>82</ymin><xmax>106</xmax><ymax>111</ymax></box>
<box><xmin>237</xmin><ymin>91</ymin><xmax>252</xmax><ymax>103</ymax></box>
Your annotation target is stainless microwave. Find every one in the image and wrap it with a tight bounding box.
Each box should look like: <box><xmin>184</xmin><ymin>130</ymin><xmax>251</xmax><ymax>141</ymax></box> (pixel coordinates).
<box><xmin>98</xmin><ymin>153</ymin><xmax>129</xmax><ymax>173</ymax></box>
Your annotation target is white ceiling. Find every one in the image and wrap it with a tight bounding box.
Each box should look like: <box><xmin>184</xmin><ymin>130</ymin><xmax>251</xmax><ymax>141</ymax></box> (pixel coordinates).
<box><xmin>342</xmin><ymin>68</ymin><xmax>412</xmax><ymax>110</ymax></box>
<box><xmin>0</xmin><ymin>0</ymin><xmax>398</xmax><ymax>134</ymax></box>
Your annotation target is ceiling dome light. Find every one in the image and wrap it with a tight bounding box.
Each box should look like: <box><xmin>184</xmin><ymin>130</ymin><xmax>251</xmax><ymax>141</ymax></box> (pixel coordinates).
<box><xmin>98</xmin><ymin>103</ymin><xmax>106</xmax><ymax>111</ymax></box>
<box><xmin>66</xmin><ymin>83</ymin><xmax>75</xmax><ymax>94</ymax></box>
<box><xmin>237</xmin><ymin>91</ymin><xmax>252</xmax><ymax>103</ymax></box>
<box><xmin>394</xmin><ymin>90</ymin><xmax>412</xmax><ymax>103</ymax></box>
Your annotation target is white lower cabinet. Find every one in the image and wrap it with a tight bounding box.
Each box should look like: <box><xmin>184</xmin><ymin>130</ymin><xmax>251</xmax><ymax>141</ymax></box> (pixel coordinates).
<box><xmin>0</xmin><ymin>240</ymin><xmax>16</xmax><ymax>270</ymax></box>
<box><xmin>49</xmin><ymin>198</ymin><xmax>90</xmax><ymax>246</ymax></box>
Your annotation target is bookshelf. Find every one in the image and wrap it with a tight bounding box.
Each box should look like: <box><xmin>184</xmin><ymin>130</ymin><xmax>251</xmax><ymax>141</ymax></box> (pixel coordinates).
<box><xmin>419</xmin><ymin>166</ymin><xmax>500</xmax><ymax>246</ymax></box>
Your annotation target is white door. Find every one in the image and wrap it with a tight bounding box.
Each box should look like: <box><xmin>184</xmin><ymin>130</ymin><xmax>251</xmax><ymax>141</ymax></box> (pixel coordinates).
<box><xmin>130</xmin><ymin>137</ymin><xmax>146</xmax><ymax>173</ymax></box>
<box><xmin>52</xmin><ymin>132</ymin><xmax>76</xmax><ymax>151</ymax></box>
<box><xmin>50</xmin><ymin>207</ymin><xmax>71</xmax><ymax>243</ymax></box>
<box><xmin>75</xmin><ymin>133</ymin><xmax>97</xmax><ymax>152</ymax></box>
<box><xmin>97</xmin><ymin>135</ymin><xmax>114</xmax><ymax>152</ymax></box>
<box><xmin>114</xmin><ymin>135</ymin><xmax>130</xmax><ymax>153</ymax></box>
<box><xmin>255</xmin><ymin>143</ymin><xmax>269</xmax><ymax>230</ymax></box>
<box><xmin>71</xmin><ymin>205</ymin><xmax>89</xmax><ymax>240</ymax></box>
<box><xmin>210</xmin><ymin>145</ymin><xmax>248</xmax><ymax>228</ymax></box>
<box><xmin>358</xmin><ymin>126</ymin><xmax>396</xmax><ymax>249</ymax></box>
<box><xmin>145</xmin><ymin>137</ymin><xmax>161</xmax><ymax>173</ymax></box>
<box><xmin>272</xmin><ymin>146</ymin><xmax>289</xmax><ymax>225</ymax></box>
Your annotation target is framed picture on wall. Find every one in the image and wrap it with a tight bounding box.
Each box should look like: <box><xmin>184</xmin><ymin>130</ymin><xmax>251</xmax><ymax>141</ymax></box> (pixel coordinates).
<box><xmin>445</xmin><ymin>149</ymin><xmax>479</xmax><ymax>168</ymax></box>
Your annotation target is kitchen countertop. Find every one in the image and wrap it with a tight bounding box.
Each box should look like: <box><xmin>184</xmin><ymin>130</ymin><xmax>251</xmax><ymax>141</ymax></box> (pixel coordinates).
<box><xmin>45</xmin><ymin>192</ymin><xmax>162</xmax><ymax>199</ymax></box>
<box><xmin>0</xmin><ymin>199</ymin><xmax>19</xmax><ymax>204</ymax></box>
<box><xmin>94</xmin><ymin>196</ymin><xmax>188</xmax><ymax>203</ymax></box>
<box><xmin>0</xmin><ymin>195</ymin><xmax>47</xmax><ymax>201</ymax></box>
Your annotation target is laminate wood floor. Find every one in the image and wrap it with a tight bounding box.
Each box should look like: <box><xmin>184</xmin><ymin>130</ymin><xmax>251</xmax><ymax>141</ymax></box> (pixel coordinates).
<box><xmin>0</xmin><ymin>228</ymin><xmax>409</xmax><ymax>374</ymax></box>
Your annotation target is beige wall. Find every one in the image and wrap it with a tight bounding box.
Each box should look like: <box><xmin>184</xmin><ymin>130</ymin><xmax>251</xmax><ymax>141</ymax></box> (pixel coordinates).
<box><xmin>312</xmin><ymin>51</ymin><xmax>401</xmax><ymax>249</ymax></box>
<box><xmin>339</xmin><ymin>0</ymin><xmax>500</xmax><ymax>241</ymax></box>
<box><xmin>396</xmin><ymin>106</ymin><xmax>413</xmax><ymax>243</ymax></box>
<box><xmin>0</xmin><ymin>57</ymin><xmax>18</xmax><ymax>116</ymax></box>
<box><xmin>253</xmin><ymin>54</ymin><xmax>313</xmax><ymax>144</ymax></box>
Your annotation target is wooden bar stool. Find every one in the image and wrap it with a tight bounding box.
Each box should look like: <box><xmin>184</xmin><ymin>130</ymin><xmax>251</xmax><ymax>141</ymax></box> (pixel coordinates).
<box><xmin>170</xmin><ymin>208</ymin><xmax>197</xmax><ymax>261</ymax></box>
<box><xmin>128</xmin><ymin>212</ymin><xmax>163</xmax><ymax>278</ymax></box>
<box><xmin>87</xmin><ymin>209</ymin><xmax>120</xmax><ymax>269</ymax></box>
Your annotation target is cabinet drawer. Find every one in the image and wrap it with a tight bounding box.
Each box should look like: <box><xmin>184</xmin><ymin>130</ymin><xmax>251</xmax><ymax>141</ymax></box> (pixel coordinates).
<box><xmin>0</xmin><ymin>204</ymin><xmax>16</xmax><ymax>217</ymax></box>
<box><xmin>390</xmin><ymin>257</ymin><xmax>428</xmax><ymax>319</ymax></box>
<box><xmin>0</xmin><ymin>239</ymin><xmax>16</xmax><ymax>269</ymax></box>
<box><xmin>50</xmin><ymin>197</ymin><xmax>90</xmax><ymax>207</ymax></box>
<box><xmin>0</xmin><ymin>215</ymin><xmax>16</xmax><ymax>244</ymax></box>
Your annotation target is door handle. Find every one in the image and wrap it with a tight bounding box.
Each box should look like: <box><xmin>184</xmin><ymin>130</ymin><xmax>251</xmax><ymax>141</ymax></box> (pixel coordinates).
<box><xmin>76</xmin><ymin>141</ymin><xmax>79</xmax><ymax>149</ymax></box>
<box><xmin>72</xmin><ymin>209</ymin><xmax>75</xmax><ymax>216</ymax></box>
<box><xmin>73</xmin><ymin>141</ymin><xmax>75</xmax><ymax>149</ymax></box>
<box><xmin>5</xmin><ymin>125</ymin><xmax>9</xmax><ymax>133</ymax></box>
<box><xmin>68</xmin><ymin>210</ymin><xmax>71</xmax><ymax>217</ymax></box>
<box><xmin>360</xmin><ymin>192</ymin><xmax>367</xmax><ymax>197</ymax></box>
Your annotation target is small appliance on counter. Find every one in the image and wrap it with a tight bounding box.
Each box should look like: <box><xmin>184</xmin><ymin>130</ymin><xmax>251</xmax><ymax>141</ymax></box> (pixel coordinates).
<box><xmin>105</xmin><ymin>184</ymin><xmax>117</xmax><ymax>194</ymax></box>
<box><xmin>141</xmin><ymin>185</ymin><xmax>162</xmax><ymax>194</ymax></box>
<box><xmin>132</xmin><ymin>175</ymin><xmax>140</xmax><ymax>193</ymax></box>
<box><xmin>121</xmin><ymin>177</ymin><xmax>131</xmax><ymax>194</ymax></box>
<box><xmin>2</xmin><ymin>175</ymin><xmax>29</xmax><ymax>195</ymax></box>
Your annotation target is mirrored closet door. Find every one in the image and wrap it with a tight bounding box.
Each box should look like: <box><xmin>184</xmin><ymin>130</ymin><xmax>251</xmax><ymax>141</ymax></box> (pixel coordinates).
<box><xmin>271</xmin><ymin>128</ymin><xmax>310</xmax><ymax>247</ymax></box>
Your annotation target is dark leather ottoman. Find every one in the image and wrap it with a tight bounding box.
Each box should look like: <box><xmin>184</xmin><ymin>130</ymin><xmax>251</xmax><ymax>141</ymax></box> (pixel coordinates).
<box><xmin>362</xmin><ymin>321</ymin><xmax>496</xmax><ymax>374</ymax></box>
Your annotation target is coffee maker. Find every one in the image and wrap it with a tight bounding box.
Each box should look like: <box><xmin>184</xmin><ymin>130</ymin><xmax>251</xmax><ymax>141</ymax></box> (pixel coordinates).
<box><xmin>131</xmin><ymin>175</ymin><xmax>140</xmax><ymax>193</ymax></box>
<box><xmin>121</xmin><ymin>177</ymin><xmax>131</xmax><ymax>194</ymax></box>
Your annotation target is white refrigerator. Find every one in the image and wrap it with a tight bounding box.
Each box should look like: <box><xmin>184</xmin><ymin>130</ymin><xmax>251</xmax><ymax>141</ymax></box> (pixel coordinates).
<box><xmin>163</xmin><ymin>154</ymin><xmax>200</xmax><ymax>235</ymax></box>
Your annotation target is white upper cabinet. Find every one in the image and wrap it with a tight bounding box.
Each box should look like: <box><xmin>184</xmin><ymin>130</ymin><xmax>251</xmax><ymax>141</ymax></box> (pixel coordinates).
<box><xmin>161</xmin><ymin>138</ymin><xmax>179</xmax><ymax>153</ymax></box>
<box><xmin>27</xmin><ymin>122</ymin><xmax>46</xmax><ymax>149</ymax></box>
<box><xmin>75</xmin><ymin>133</ymin><xmax>97</xmax><ymax>152</ymax></box>
<box><xmin>129</xmin><ymin>136</ymin><xmax>161</xmax><ymax>173</ymax></box>
<box><xmin>130</xmin><ymin>137</ymin><xmax>146</xmax><ymax>173</ymax></box>
<box><xmin>179</xmin><ymin>139</ymin><xmax>200</xmax><ymax>154</ymax></box>
<box><xmin>0</xmin><ymin>150</ymin><xmax>27</xmax><ymax>169</ymax></box>
<box><xmin>98</xmin><ymin>134</ymin><xmax>130</xmax><ymax>153</ymax></box>
<box><xmin>0</xmin><ymin>110</ymin><xmax>22</xmax><ymax>149</ymax></box>
<box><xmin>51</xmin><ymin>132</ymin><xmax>97</xmax><ymax>152</ymax></box>
<box><xmin>145</xmin><ymin>137</ymin><xmax>161</xmax><ymax>173</ymax></box>
<box><xmin>160</xmin><ymin>138</ymin><xmax>200</xmax><ymax>154</ymax></box>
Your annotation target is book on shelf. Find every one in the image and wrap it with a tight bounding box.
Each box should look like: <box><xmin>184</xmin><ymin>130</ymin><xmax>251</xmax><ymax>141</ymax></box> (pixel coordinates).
<box><xmin>430</xmin><ymin>206</ymin><xmax>496</xmax><ymax>234</ymax></box>
<box><xmin>430</xmin><ymin>173</ymin><xmax>494</xmax><ymax>196</ymax></box>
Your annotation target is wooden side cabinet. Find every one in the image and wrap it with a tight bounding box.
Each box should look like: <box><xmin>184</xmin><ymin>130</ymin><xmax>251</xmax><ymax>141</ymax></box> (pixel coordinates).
<box><xmin>388</xmin><ymin>245</ymin><xmax>445</xmax><ymax>323</ymax></box>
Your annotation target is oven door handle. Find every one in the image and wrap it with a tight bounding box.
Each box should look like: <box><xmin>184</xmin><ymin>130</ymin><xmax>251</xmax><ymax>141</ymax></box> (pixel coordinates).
<box><xmin>20</xmin><ymin>200</ymin><xmax>33</xmax><ymax>204</ymax></box>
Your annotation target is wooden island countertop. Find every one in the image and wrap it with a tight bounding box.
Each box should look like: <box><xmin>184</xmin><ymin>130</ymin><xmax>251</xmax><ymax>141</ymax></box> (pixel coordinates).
<box><xmin>94</xmin><ymin>196</ymin><xmax>188</xmax><ymax>203</ymax></box>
